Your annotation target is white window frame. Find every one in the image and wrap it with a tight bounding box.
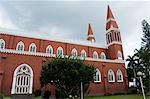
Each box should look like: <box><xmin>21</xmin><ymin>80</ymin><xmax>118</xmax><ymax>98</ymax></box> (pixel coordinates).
<box><xmin>118</xmin><ymin>51</ymin><xmax>122</xmax><ymax>60</ymax></box>
<box><xmin>71</xmin><ymin>48</ymin><xmax>78</xmax><ymax>57</ymax></box>
<box><xmin>46</xmin><ymin>45</ymin><xmax>53</xmax><ymax>55</ymax></box>
<box><xmin>93</xmin><ymin>51</ymin><xmax>98</xmax><ymax>59</ymax></box>
<box><xmin>11</xmin><ymin>64</ymin><xmax>33</xmax><ymax>94</ymax></box>
<box><xmin>80</xmin><ymin>49</ymin><xmax>86</xmax><ymax>59</ymax></box>
<box><xmin>94</xmin><ymin>68</ymin><xmax>101</xmax><ymax>82</ymax></box>
<box><xmin>0</xmin><ymin>39</ymin><xmax>5</xmax><ymax>49</ymax></box>
<box><xmin>57</xmin><ymin>46</ymin><xmax>63</xmax><ymax>56</ymax></box>
<box><xmin>108</xmin><ymin>69</ymin><xmax>115</xmax><ymax>82</ymax></box>
<box><xmin>117</xmin><ymin>69</ymin><xmax>123</xmax><ymax>82</ymax></box>
<box><xmin>29</xmin><ymin>43</ymin><xmax>36</xmax><ymax>52</ymax></box>
<box><xmin>16</xmin><ymin>41</ymin><xmax>25</xmax><ymax>51</ymax></box>
<box><xmin>101</xmin><ymin>52</ymin><xmax>106</xmax><ymax>59</ymax></box>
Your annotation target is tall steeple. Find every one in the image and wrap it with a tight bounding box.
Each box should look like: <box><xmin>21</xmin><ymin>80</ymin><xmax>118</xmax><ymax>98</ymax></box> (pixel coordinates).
<box><xmin>105</xmin><ymin>5</ymin><xmax>124</xmax><ymax>60</ymax></box>
<box><xmin>87</xmin><ymin>24</ymin><xmax>96</xmax><ymax>42</ymax></box>
<box><xmin>106</xmin><ymin>5</ymin><xmax>121</xmax><ymax>45</ymax></box>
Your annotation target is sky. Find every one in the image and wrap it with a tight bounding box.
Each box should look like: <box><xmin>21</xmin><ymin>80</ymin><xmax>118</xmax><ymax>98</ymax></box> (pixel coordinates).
<box><xmin>0</xmin><ymin>0</ymin><xmax>150</xmax><ymax>60</ymax></box>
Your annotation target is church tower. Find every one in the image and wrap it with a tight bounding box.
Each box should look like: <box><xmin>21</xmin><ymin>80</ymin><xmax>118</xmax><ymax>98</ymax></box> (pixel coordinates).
<box><xmin>106</xmin><ymin>5</ymin><xmax>124</xmax><ymax>60</ymax></box>
<box><xmin>87</xmin><ymin>24</ymin><xmax>96</xmax><ymax>42</ymax></box>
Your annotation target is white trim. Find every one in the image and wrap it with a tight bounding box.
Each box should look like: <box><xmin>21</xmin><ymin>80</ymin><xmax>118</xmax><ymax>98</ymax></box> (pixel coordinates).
<box><xmin>0</xmin><ymin>48</ymin><xmax>125</xmax><ymax>63</ymax></box>
<box><xmin>107</xmin><ymin>41</ymin><xmax>122</xmax><ymax>46</ymax></box>
<box><xmin>107</xmin><ymin>18</ymin><xmax>116</xmax><ymax>23</ymax></box>
<box><xmin>94</xmin><ymin>68</ymin><xmax>101</xmax><ymax>82</ymax></box>
<box><xmin>80</xmin><ymin>49</ymin><xmax>86</xmax><ymax>59</ymax></box>
<box><xmin>71</xmin><ymin>48</ymin><xmax>78</xmax><ymax>57</ymax></box>
<box><xmin>87</xmin><ymin>34</ymin><xmax>94</xmax><ymax>38</ymax></box>
<box><xmin>16</xmin><ymin>41</ymin><xmax>25</xmax><ymax>51</ymax></box>
<box><xmin>0</xmin><ymin>39</ymin><xmax>5</xmax><ymax>49</ymax></box>
<box><xmin>108</xmin><ymin>69</ymin><xmax>115</xmax><ymax>82</ymax></box>
<box><xmin>118</xmin><ymin>50</ymin><xmax>123</xmax><ymax>60</ymax></box>
<box><xmin>117</xmin><ymin>69</ymin><xmax>123</xmax><ymax>82</ymax></box>
<box><xmin>101</xmin><ymin>52</ymin><xmax>106</xmax><ymax>59</ymax></box>
<box><xmin>93</xmin><ymin>51</ymin><xmax>99</xmax><ymax>59</ymax></box>
<box><xmin>106</xmin><ymin>27</ymin><xmax>120</xmax><ymax>33</ymax></box>
<box><xmin>0</xmin><ymin>30</ymin><xmax>106</xmax><ymax>49</ymax></box>
<box><xmin>29</xmin><ymin>43</ymin><xmax>36</xmax><ymax>52</ymax></box>
<box><xmin>57</xmin><ymin>46</ymin><xmax>63</xmax><ymax>56</ymax></box>
<box><xmin>46</xmin><ymin>45</ymin><xmax>53</xmax><ymax>55</ymax></box>
<box><xmin>11</xmin><ymin>64</ymin><xmax>33</xmax><ymax>94</ymax></box>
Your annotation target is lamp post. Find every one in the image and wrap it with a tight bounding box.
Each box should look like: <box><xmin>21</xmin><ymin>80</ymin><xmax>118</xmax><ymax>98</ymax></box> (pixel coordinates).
<box><xmin>80</xmin><ymin>81</ymin><xmax>83</xmax><ymax>99</ymax></box>
<box><xmin>137</xmin><ymin>71</ymin><xmax>146</xmax><ymax>99</ymax></box>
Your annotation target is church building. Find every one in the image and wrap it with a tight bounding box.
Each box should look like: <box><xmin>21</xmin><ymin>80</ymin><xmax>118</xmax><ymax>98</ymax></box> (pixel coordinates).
<box><xmin>0</xmin><ymin>5</ymin><xmax>128</xmax><ymax>96</ymax></box>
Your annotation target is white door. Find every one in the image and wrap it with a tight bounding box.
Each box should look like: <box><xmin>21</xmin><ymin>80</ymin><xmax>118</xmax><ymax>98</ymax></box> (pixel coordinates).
<box><xmin>11</xmin><ymin>64</ymin><xmax>33</xmax><ymax>94</ymax></box>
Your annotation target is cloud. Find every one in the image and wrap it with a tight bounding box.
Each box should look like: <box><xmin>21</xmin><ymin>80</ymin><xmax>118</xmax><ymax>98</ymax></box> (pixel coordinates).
<box><xmin>0</xmin><ymin>1</ymin><xmax>150</xmax><ymax>60</ymax></box>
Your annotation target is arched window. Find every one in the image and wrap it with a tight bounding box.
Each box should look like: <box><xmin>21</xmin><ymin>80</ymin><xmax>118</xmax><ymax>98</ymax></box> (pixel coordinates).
<box><xmin>115</xmin><ymin>31</ymin><xmax>121</xmax><ymax>42</ymax></box>
<box><xmin>46</xmin><ymin>45</ymin><xmax>53</xmax><ymax>55</ymax></box>
<box><xmin>71</xmin><ymin>48</ymin><xmax>78</xmax><ymax>57</ymax></box>
<box><xmin>101</xmin><ymin>52</ymin><xmax>106</xmax><ymax>59</ymax></box>
<box><xmin>11</xmin><ymin>64</ymin><xmax>33</xmax><ymax>94</ymax></box>
<box><xmin>16</xmin><ymin>41</ymin><xmax>25</xmax><ymax>51</ymax></box>
<box><xmin>94</xmin><ymin>69</ymin><xmax>101</xmax><ymax>82</ymax></box>
<box><xmin>29</xmin><ymin>43</ymin><xmax>36</xmax><ymax>52</ymax></box>
<box><xmin>80</xmin><ymin>50</ymin><xmax>86</xmax><ymax>59</ymax></box>
<box><xmin>93</xmin><ymin>51</ymin><xmax>98</xmax><ymax>59</ymax></box>
<box><xmin>57</xmin><ymin>47</ymin><xmax>63</xmax><ymax>56</ymax></box>
<box><xmin>117</xmin><ymin>69</ymin><xmax>123</xmax><ymax>82</ymax></box>
<box><xmin>0</xmin><ymin>39</ymin><xmax>5</xmax><ymax>49</ymax></box>
<box><xmin>108</xmin><ymin>69</ymin><xmax>115</xmax><ymax>82</ymax></box>
<box><xmin>118</xmin><ymin>51</ymin><xmax>122</xmax><ymax>59</ymax></box>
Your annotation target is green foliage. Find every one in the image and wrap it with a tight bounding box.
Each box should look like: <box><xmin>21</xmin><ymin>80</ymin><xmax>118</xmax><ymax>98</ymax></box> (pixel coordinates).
<box><xmin>0</xmin><ymin>93</ymin><xmax>4</xmax><ymax>98</ymax></box>
<box><xmin>142</xmin><ymin>20</ymin><xmax>150</xmax><ymax>48</ymax></box>
<box><xmin>40</xmin><ymin>56</ymin><xmax>96</xmax><ymax>98</ymax></box>
<box><xmin>34</xmin><ymin>89</ymin><xmax>41</xmax><ymax>97</ymax></box>
<box><xmin>43</xmin><ymin>90</ymin><xmax>51</xmax><ymax>99</ymax></box>
<box><xmin>127</xmin><ymin>20</ymin><xmax>150</xmax><ymax>96</ymax></box>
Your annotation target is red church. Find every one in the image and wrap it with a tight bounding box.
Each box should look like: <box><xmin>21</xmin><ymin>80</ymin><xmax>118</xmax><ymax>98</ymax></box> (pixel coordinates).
<box><xmin>0</xmin><ymin>5</ymin><xmax>128</xmax><ymax>96</ymax></box>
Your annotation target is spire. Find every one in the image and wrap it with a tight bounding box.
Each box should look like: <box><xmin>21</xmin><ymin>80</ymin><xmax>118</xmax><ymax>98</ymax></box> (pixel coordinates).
<box><xmin>106</xmin><ymin>5</ymin><xmax>118</xmax><ymax>30</ymax></box>
<box><xmin>107</xmin><ymin>5</ymin><xmax>115</xmax><ymax>20</ymax></box>
<box><xmin>87</xmin><ymin>24</ymin><xmax>95</xmax><ymax>42</ymax></box>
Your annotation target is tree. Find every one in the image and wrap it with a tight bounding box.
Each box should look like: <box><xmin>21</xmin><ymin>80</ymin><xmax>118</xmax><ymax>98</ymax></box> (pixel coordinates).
<box><xmin>127</xmin><ymin>20</ymin><xmax>150</xmax><ymax>95</ymax></box>
<box><xmin>40</xmin><ymin>56</ymin><xmax>96</xmax><ymax>98</ymax></box>
<box><xmin>142</xmin><ymin>20</ymin><xmax>150</xmax><ymax>48</ymax></box>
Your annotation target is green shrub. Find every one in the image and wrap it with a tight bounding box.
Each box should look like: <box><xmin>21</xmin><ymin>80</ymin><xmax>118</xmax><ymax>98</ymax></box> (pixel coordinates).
<box><xmin>34</xmin><ymin>89</ymin><xmax>41</xmax><ymax>97</ymax></box>
<box><xmin>127</xmin><ymin>87</ymin><xmax>137</xmax><ymax>94</ymax></box>
<box><xmin>43</xmin><ymin>90</ymin><xmax>51</xmax><ymax>99</ymax></box>
<box><xmin>0</xmin><ymin>93</ymin><xmax>4</xmax><ymax>98</ymax></box>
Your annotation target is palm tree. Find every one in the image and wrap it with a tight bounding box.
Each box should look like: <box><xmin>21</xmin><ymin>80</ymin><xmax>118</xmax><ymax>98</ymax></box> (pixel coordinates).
<box><xmin>126</xmin><ymin>55</ymin><xmax>137</xmax><ymax>79</ymax></box>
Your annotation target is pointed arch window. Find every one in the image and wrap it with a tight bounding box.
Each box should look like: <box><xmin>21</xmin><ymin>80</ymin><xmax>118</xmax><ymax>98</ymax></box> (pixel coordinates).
<box><xmin>101</xmin><ymin>52</ymin><xmax>106</xmax><ymax>59</ymax></box>
<box><xmin>108</xmin><ymin>69</ymin><xmax>115</xmax><ymax>82</ymax></box>
<box><xmin>118</xmin><ymin>51</ymin><xmax>122</xmax><ymax>60</ymax></box>
<box><xmin>29</xmin><ymin>43</ymin><xmax>36</xmax><ymax>52</ymax></box>
<box><xmin>93</xmin><ymin>51</ymin><xmax>98</xmax><ymax>59</ymax></box>
<box><xmin>71</xmin><ymin>48</ymin><xmax>78</xmax><ymax>57</ymax></box>
<box><xmin>0</xmin><ymin>39</ymin><xmax>5</xmax><ymax>49</ymax></box>
<box><xmin>94</xmin><ymin>69</ymin><xmax>101</xmax><ymax>82</ymax></box>
<box><xmin>117</xmin><ymin>69</ymin><xmax>123</xmax><ymax>82</ymax></box>
<box><xmin>16</xmin><ymin>41</ymin><xmax>25</xmax><ymax>51</ymax></box>
<box><xmin>11</xmin><ymin>64</ymin><xmax>33</xmax><ymax>94</ymax></box>
<box><xmin>46</xmin><ymin>45</ymin><xmax>53</xmax><ymax>55</ymax></box>
<box><xmin>57</xmin><ymin>47</ymin><xmax>63</xmax><ymax>57</ymax></box>
<box><xmin>80</xmin><ymin>50</ymin><xmax>86</xmax><ymax>59</ymax></box>
<box><xmin>115</xmin><ymin>31</ymin><xmax>121</xmax><ymax>42</ymax></box>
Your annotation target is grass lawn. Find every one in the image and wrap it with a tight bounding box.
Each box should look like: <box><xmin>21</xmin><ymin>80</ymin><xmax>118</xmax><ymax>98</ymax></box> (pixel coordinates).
<box><xmin>85</xmin><ymin>94</ymin><xmax>150</xmax><ymax>99</ymax></box>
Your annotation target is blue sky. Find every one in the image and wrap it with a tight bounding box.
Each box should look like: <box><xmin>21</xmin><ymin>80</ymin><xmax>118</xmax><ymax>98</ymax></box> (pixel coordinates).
<box><xmin>0</xmin><ymin>0</ymin><xmax>150</xmax><ymax>59</ymax></box>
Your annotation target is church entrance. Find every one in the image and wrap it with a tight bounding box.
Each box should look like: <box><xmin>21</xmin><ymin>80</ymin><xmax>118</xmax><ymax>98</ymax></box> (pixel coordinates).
<box><xmin>11</xmin><ymin>64</ymin><xmax>33</xmax><ymax>94</ymax></box>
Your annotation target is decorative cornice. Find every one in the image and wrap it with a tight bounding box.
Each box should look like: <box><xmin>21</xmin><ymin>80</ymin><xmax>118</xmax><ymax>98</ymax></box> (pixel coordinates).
<box><xmin>0</xmin><ymin>49</ymin><xmax>125</xmax><ymax>64</ymax></box>
<box><xmin>107</xmin><ymin>41</ymin><xmax>122</xmax><ymax>46</ymax></box>
<box><xmin>106</xmin><ymin>18</ymin><xmax>115</xmax><ymax>23</ymax></box>
<box><xmin>106</xmin><ymin>27</ymin><xmax>120</xmax><ymax>33</ymax></box>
